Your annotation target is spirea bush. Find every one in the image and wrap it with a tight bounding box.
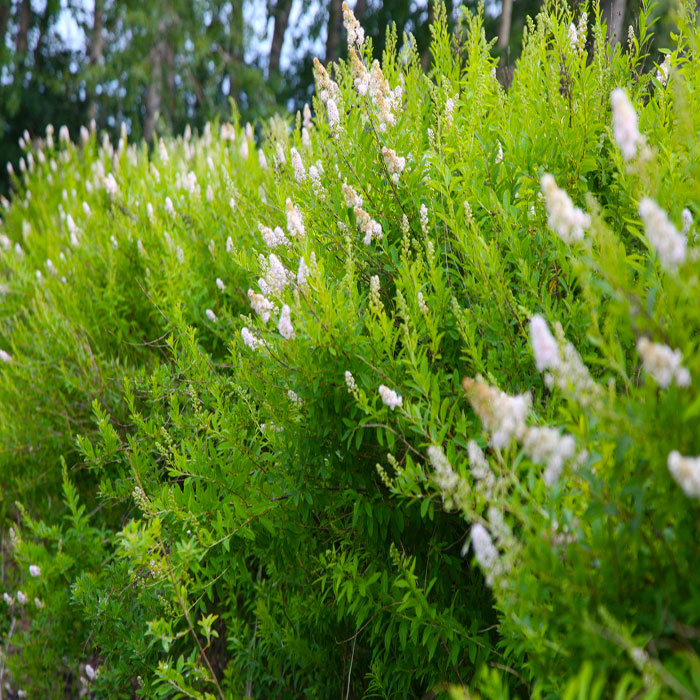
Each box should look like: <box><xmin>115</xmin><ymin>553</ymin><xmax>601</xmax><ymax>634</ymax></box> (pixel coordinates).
<box><xmin>0</xmin><ymin>1</ymin><xmax>699</xmax><ymax>697</ymax></box>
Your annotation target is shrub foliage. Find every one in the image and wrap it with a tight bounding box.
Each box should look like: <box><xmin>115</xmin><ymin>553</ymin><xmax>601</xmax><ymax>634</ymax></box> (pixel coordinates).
<box><xmin>0</xmin><ymin>1</ymin><xmax>699</xmax><ymax>697</ymax></box>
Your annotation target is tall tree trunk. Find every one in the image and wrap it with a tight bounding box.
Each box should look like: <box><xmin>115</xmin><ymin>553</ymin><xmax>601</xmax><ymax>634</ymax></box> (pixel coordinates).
<box><xmin>325</xmin><ymin>0</ymin><xmax>342</xmax><ymax>64</ymax></box>
<box><xmin>144</xmin><ymin>32</ymin><xmax>165</xmax><ymax>142</ymax></box>
<box><xmin>15</xmin><ymin>0</ymin><xmax>32</xmax><ymax>55</ymax></box>
<box><xmin>353</xmin><ymin>0</ymin><xmax>367</xmax><ymax>21</ymax></box>
<box><xmin>87</xmin><ymin>0</ymin><xmax>105</xmax><ymax>123</ymax></box>
<box><xmin>604</xmin><ymin>0</ymin><xmax>627</xmax><ymax>46</ymax></box>
<box><xmin>0</xmin><ymin>1</ymin><xmax>11</xmax><ymax>56</ymax></box>
<box><xmin>497</xmin><ymin>0</ymin><xmax>513</xmax><ymax>49</ymax></box>
<box><xmin>269</xmin><ymin>0</ymin><xmax>291</xmax><ymax>75</ymax></box>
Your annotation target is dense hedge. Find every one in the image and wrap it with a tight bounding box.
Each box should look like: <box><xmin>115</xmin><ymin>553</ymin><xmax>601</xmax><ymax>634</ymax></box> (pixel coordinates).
<box><xmin>0</xmin><ymin>1</ymin><xmax>699</xmax><ymax>697</ymax></box>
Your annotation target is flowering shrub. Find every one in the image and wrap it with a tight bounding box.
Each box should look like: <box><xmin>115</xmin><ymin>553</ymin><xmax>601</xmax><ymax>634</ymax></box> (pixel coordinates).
<box><xmin>0</xmin><ymin>1</ymin><xmax>699</xmax><ymax>697</ymax></box>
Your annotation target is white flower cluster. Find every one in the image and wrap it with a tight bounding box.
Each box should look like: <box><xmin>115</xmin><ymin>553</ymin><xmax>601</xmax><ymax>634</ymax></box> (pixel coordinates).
<box><xmin>342</xmin><ymin>182</ymin><xmax>362</xmax><ymax>208</ymax></box>
<box><xmin>656</xmin><ymin>56</ymin><xmax>671</xmax><ymax>86</ymax></box>
<box><xmin>286</xmin><ymin>198</ymin><xmax>305</xmax><ymax>239</ymax></box>
<box><xmin>568</xmin><ymin>12</ymin><xmax>587</xmax><ymax>53</ymax></box>
<box><xmin>278</xmin><ymin>304</ymin><xmax>295</xmax><ymax>339</ymax></box>
<box><xmin>470</xmin><ymin>523</ymin><xmax>503</xmax><ymax>587</ymax></box>
<box><xmin>636</xmin><ymin>337</ymin><xmax>690</xmax><ymax>388</ymax></box>
<box><xmin>378</xmin><ymin>384</ymin><xmax>402</xmax><ymax>410</ymax></box>
<box><xmin>355</xmin><ymin>206</ymin><xmax>382</xmax><ymax>245</ymax></box>
<box><xmin>382</xmin><ymin>147</ymin><xmax>406</xmax><ymax>184</ymax></box>
<box><xmin>521</xmin><ymin>426</ymin><xmax>576</xmax><ymax>485</ymax></box>
<box><xmin>259</xmin><ymin>223</ymin><xmax>289</xmax><ymax>249</ymax></box>
<box><xmin>291</xmin><ymin>147</ymin><xmax>305</xmax><ymax>182</ymax></box>
<box><xmin>462</xmin><ymin>376</ymin><xmax>530</xmax><ymax>449</ymax></box>
<box><xmin>291</xmin><ymin>257</ymin><xmax>306</xmax><ymax>289</ymax></box>
<box><xmin>344</xmin><ymin>370</ymin><xmax>357</xmax><ymax>392</ymax></box>
<box><xmin>427</xmin><ymin>445</ymin><xmax>468</xmax><ymax>511</ymax></box>
<box><xmin>464</xmin><ymin>371</ymin><xmax>578</xmax><ymax>485</ymax></box>
<box><xmin>611</xmin><ymin>88</ymin><xmax>644</xmax><ymax>161</ymax></box>
<box><xmin>529</xmin><ymin>315</ymin><xmax>601</xmax><ymax>407</ymax></box>
<box><xmin>638</xmin><ymin>198</ymin><xmax>686</xmax><ymax>269</ymax></box>
<box><xmin>241</xmin><ymin>327</ymin><xmax>261</xmax><ymax>351</ymax></box>
<box><xmin>103</xmin><ymin>173</ymin><xmax>118</xmax><ymax>196</ymax></box>
<box><xmin>248</xmin><ymin>290</ymin><xmax>274</xmax><ymax>323</ymax></box>
<box><xmin>342</xmin><ymin>2</ymin><xmax>365</xmax><ymax>47</ymax></box>
<box><xmin>541</xmin><ymin>174</ymin><xmax>590</xmax><ymax>244</ymax></box>
<box><xmin>313</xmin><ymin>58</ymin><xmax>341</xmax><ymax>132</ymax></box>
<box><xmin>667</xmin><ymin>452</ymin><xmax>700</xmax><ymax>498</ymax></box>
<box><xmin>468</xmin><ymin>441</ymin><xmax>495</xmax><ymax>500</ymax></box>
<box><xmin>350</xmin><ymin>49</ymin><xmax>402</xmax><ymax>132</ymax></box>
<box><xmin>444</xmin><ymin>96</ymin><xmax>455</xmax><ymax>127</ymax></box>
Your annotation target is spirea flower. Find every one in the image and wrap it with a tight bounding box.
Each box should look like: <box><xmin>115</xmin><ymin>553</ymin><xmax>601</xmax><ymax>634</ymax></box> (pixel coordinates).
<box><xmin>226</xmin><ymin>236</ymin><xmax>234</xmax><ymax>253</ymax></box>
<box><xmin>541</xmin><ymin>174</ymin><xmax>590</xmax><ymax>243</ymax></box>
<box><xmin>165</xmin><ymin>196</ymin><xmax>175</xmax><ymax>217</ymax></box>
<box><xmin>17</xmin><ymin>590</ymin><xmax>27</xmax><ymax>605</ymax></box>
<box><xmin>342</xmin><ymin>182</ymin><xmax>362</xmax><ymax>208</ymax></box>
<box><xmin>611</xmin><ymin>88</ymin><xmax>643</xmax><ymax>161</ymax></box>
<box><xmin>378</xmin><ymin>385</ymin><xmax>402</xmax><ymax>410</ymax></box>
<box><xmin>216</xmin><ymin>278</ymin><xmax>225</xmax><ymax>292</ymax></box>
<box><xmin>344</xmin><ymin>371</ymin><xmax>356</xmax><ymax>392</ymax></box>
<box><xmin>240</xmin><ymin>139</ymin><xmax>249</xmax><ymax>160</ymax></box>
<box><xmin>529</xmin><ymin>317</ymin><xmax>601</xmax><ymax>407</ymax></box>
<box><xmin>522</xmin><ymin>426</ymin><xmax>576</xmax><ymax>485</ymax></box>
<box><xmin>417</xmin><ymin>291</ymin><xmax>428</xmax><ymax>315</ymax></box>
<box><xmin>427</xmin><ymin>445</ymin><xmax>467</xmax><ymax>510</ymax></box>
<box><xmin>287</xmin><ymin>389</ymin><xmax>302</xmax><ymax>406</ymax></box>
<box><xmin>241</xmin><ymin>327</ymin><xmax>261</xmax><ymax>351</ymax></box>
<box><xmin>667</xmin><ymin>451</ymin><xmax>700</xmax><ymax>498</ymax></box>
<box><xmin>681</xmin><ymin>208</ymin><xmax>693</xmax><ymax>235</ymax></box>
<box><xmin>2</xmin><ymin>593</ymin><xmax>12</xmax><ymax>605</ymax></box>
<box><xmin>355</xmin><ymin>206</ymin><xmax>382</xmax><ymax>245</ymax></box>
<box><xmin>297</xmin><ymin>256</ymin><xmax>309</xmax><ymax>286</ymax></box>
<box><xmin>259</xmin><ymin>224</ymin><xmax>289</xmax><ymax>249</ymax></box>
<box><xmin>420</xmin><ymin>204</ymin><xmax>429</xmax><ymax>235</ymax></box>
<box><xmin>29</xmin><ymin>565</ymin><xmax>40</xmax><ymax>577</ymax></box>
<box><xmin>326</xmin><ymin>99</ymin><xmax>340</xmax><ymax>131</ymax></box>
<box><xmin>278</xmin><ymin>304</ymin><xmax>294</xmax><ymax>339</ymax></box>
<box><xmin>495</xmin><ymin>142</ymin><xmax>503</xmax><ymax>163</ymax></box>
<box><xmin>309</xmin><ymin>165</ymin><xmax>325</xmax><ymax>197</ymax></box>
<box><xmin>530</xmin><ymin>314</ymin><xmax>560</xmax><ymax>372</ymax></box>
<box><xmin>103</xmin><ymin>173</ymin><xmax>118</xmax><ymax>196</ymax></box>
<box><xmin>637</xmin><ymin>337</ymin><xmax>690</xmax><ymax>388</ymax></box>
<box><xmin>290</xmin><ymin>148</ymin><xmax>305</xmax><ymax>182</ymax></box>
<box><xmin>342</xmin><ymin>1</ymin><xmax>365</xmax><ymax>47</ymax></box>
<box><xmin>470</xmin><ymin>523</ymin><xmax>502</xmax><ymax>587</ymax></box>
<box><xmin>85</xmin><ymin>664</ymin><xmax>96</xmax><ymax>681</ymax></box>
<box><xmin>205</xmin><ymin>309</ymin><xmax>217</xmax><ymax>323</ymax></box>
<box><xmin>266</xmin><ymin>253</ymin><xmax>289</xmax><ymax>294</ymax></box>
<box><xmin>0</xmin><ymin>350</ymin><xmax>12</xmax><ymax>363</ymax></box>
<box><xmin>258</xmin><ymin>150</ymin><xmax>267</xmax><ymax>169</ymax></box>
<box><xmin>381</xmin><ymin>147</ymin><xmax>406</xmax><ymax>184</ymax></box>
<box><xmin>468</xmin><ymin>440</ymin><xmax>495</xmax><ymax>498</ymax></box>
<box><xmin>568</xmin><ymin>22</ymin><xmax>578</xmax><ymax>50</ymax></box>
<box><xmin>462</xmin><ymin>376</ymin><xmax>530</xmax><ymax>448</ymax></box>
<box><xmin>656</xmin><ymin>56</ymin><xmax>671</xmax><ymax>86</ymax></box>
<box><xmin>638</xmin><ymin>198</ymin><xmax>686</xmax><ymax>269</ymax></box>
<box><xmin>286</xmin><ymin>199</ymin><xmax>305</xmax><ymax>238</ymax></box>
<box><xmin>444</xmin><ymin>97</ymin><xmax>455</xmax><ymax>127</ymax></box>
<box><xmin>147</xmin><ymin>202</ymin><xmax>154</xmax><ymax>221</ymax></box>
